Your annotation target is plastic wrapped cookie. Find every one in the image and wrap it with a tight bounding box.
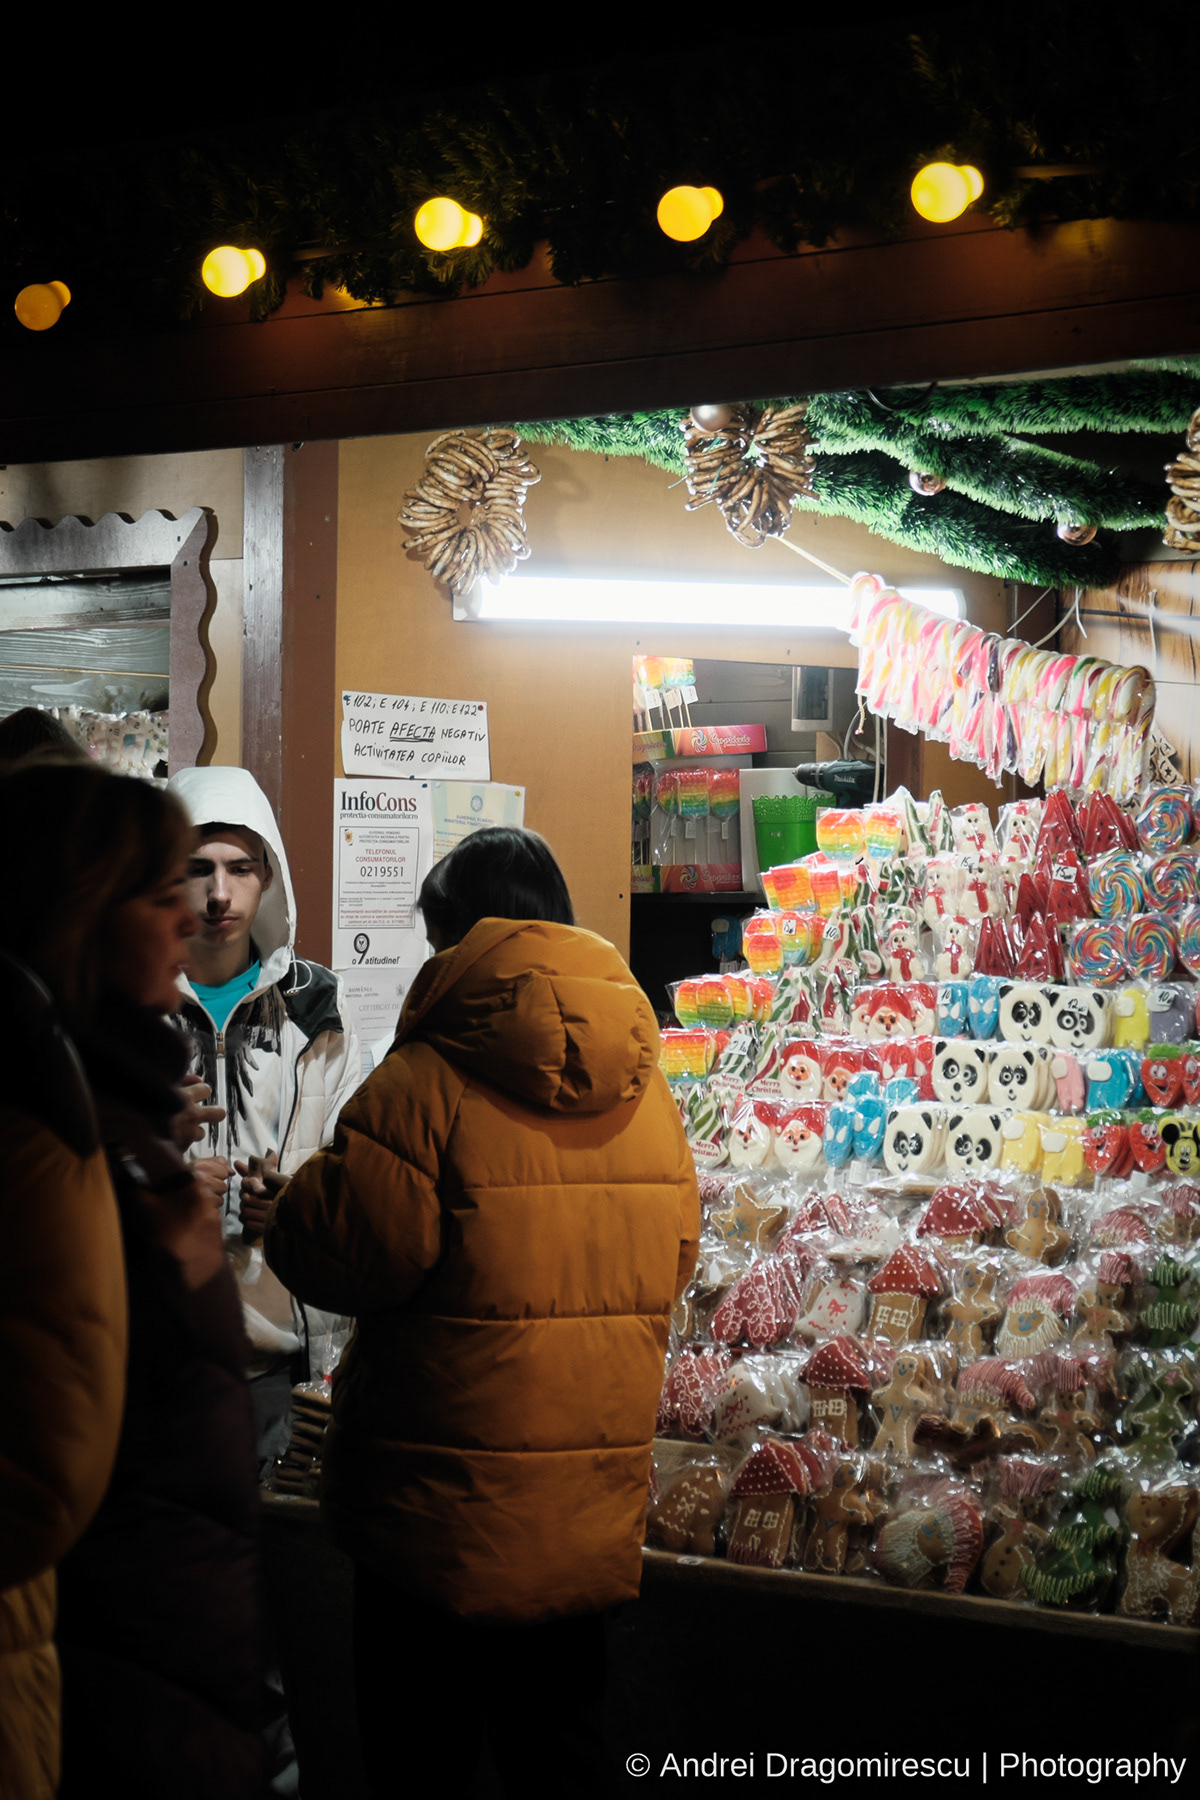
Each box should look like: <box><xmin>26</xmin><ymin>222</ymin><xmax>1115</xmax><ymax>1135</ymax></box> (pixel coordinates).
<box><xmin>883</xmin><ymin>1105</ymin><xmax>946</xmax><ymax>1177</ymax></box>
<box><xmin>937</xmin><ymin>980</ymin><xmax>969</xmax><ymax>1037</ymax></box>
<box><xmin>773</xmin><ymin>1104</ymin><xmax>828</xmax><ymax>1175</ymax></box>
<box><xmin>1147</xmin><ymin>983</ymin><xmax>1195</xmax><ymax>1046</ymax></box>
<box><xmin>989</xmin><ymin>1043</ymin><xmax>1043</xmax><ymax>1109</ymax></box>
<box><xmin>932</xmin><ymin>1039</ymin><xmax>990</xmax><ymax>1107</ymax></box>
<box><xmin>727</xmin><ymin>1098</ymin><xmax>776</xmax><ymax>1169</ymax></box>
<box><xmin>968</xmin><ymin>974</ymin><xmax>1002</xmax><ymax>1040</ymax></box>
<box><xmin>998</xmin><ymin>981</ymin><xmax>1053</xmax><ymax>1044</ymax></box>
<box><xmin>1048</xmin><ymin>988</ymin><xmax>1112</xmax><ymax>1055</ymax></box>
<box><xmin>944</xmin><ymin>1108</ymin><xmax>1006</xmax><ymax>1176</ymax></box>
<box><xmin>779</xmin><ymin>1039</ymin><xmax>824</xmax><ymax>1101</ymax></box>
<box><xmin>1000</xmin><ymin>1110</ymin><xmax>1052</xmax><ymax>1176</ymax></box>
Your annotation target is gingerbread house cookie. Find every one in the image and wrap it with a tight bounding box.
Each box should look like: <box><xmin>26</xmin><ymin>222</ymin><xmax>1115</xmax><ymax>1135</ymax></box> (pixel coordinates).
<box><xmin>802</xmin><ymin>1337</ymin><xmax>872</xmax><ymax>1446</ymax></box>
<box><xmin>866</xmin><ymin>1247</ymin><xmax>943</xmax><ymax>1344</ymax></box>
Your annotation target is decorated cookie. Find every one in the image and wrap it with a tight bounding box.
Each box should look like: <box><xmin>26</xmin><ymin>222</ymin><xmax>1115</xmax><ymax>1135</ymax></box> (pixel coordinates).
<box><xmin>801</xmin><ymin>1337</ymin><xmax>872</xmax><ymax>1445</ymax></box>
<box><xmin>794</xmin><ymin>1276</ymin><xmax>868</xmax><ymax>1341</ymax></box>
<box><xmin>1051</xmin><ymin>1052</ymin><xmax>1087</xmax><ymax>1113</ymax></box>
<box><xmin>883</xmin><ymin>1107</ymin><xmax>944</xmax><ymax>1178</ymax></box>
<box><xmin>866</xmin><ymin>1247</ymin><xmax>942</xmax><ymax>1343</ymax></box>
<box><xmin>870</xmin><ymin>1349</ymin><xmax>939</xmax><ymax>1462</ymax></box>
<box><xmin>1147</xmin><ymin>983</ymin><xmax>1195</xmax><ymax>1046</ymax></box>
<box><xmin>979</xmin><ymin>1460</ymin><xmax>1057</xmax><ymax>1599</ymax></box>
<box><xmin>1039</xmin><ymin>1119</ymin><xmax>1090</xmax><ymax>1187</ymax></box>
<box><xmin>995</xmin><ymin>1272</ymin><xmax>1075</xmax><ymax>1357</ymax></box>
<box><xmin>774</xmin><ymin>1105</ymin><xmax>829</xmax><ymax>1175</ymax></box>
<box><xmin>942</xmin><ymin>1261</ymin><xmax>1003</xmax><ymax>1359</ymax></box>
<box><xmin>1005</xmin><ymin>1186</ymin><xmax>1071</xmax><ymax>1264</ymax></box>
<box><xmin>967</xmin><ymin>974</ymin><xmax>1002</xmax><ymax>1040</ymax></box>
<box><xmin>945</xmin><ymin>1109</ymin><xmax>1006</xmax><ymax>1176</ymax></box>
<box><xmin>1048</xmin><ymin>989</ymin><xmax>1111</xmax><ymax>1055</ymax></box>
<box><xmin>803</xmin><ymin>1457</ymin><xmax>882</xmax><ymax>1575</ymax></box>
<box><xmin>937</xmin><ymin>981</ymin><xmax>969</xmax><ymax>1037</ymax></box>
<box><xmin>1160</xmin><ymin>1115</ymin><xmax>1200</xmax><ymax>1178</ymax></box>
<box><xmin>989</xmin><ymin>1043</ymin><xmax>1042</xmax><ymax>1108</ymax></box>
<box><xmin>1112</xmin><ymin>987</ymin><xmax>1152</xmax><ymax>1050</ymax></box>
<box><xmin>1085</xmin><ymin>1055</ymin><xmax>1135</xmax><ymax>1112</ymax></box>
<box><xmin>778</xmin><ymin>1040</ymin><xmax>824</xmax><ymax>1101</ymax></box>
<box><xmin>932</xmin><ymin>1039</ymin><xmax>989</xmax><ymax>1107</ymax></box>
<box><xmin>726</xmin><ymin>1437</ymin><xmax>830</xmax><ymax>1569</ymax></box>
<box><xmin>1117</xmin><ymin>1486</ymin><xmax>1200</xmax><ymax>1625</ymax></box>
<box><xmin>875</xmin><ymin>1483</ymin><xmax>984</xmax><ymax>1592</ymax></box>
<box><xmin>936</xmin><ymin>916</ymin><xmax>976</xmax><ymax>980</ymax></box>
<box><xmin>1000</xmin><ymin>1111</ymin><xmax>1051</xmax><ymax>1176</ymax></box>
<box><xmin>710</xmin><ymin>1181</ymin><xmax>790</xmax><ymax>1249</ymax></box>
<box><xmin>998</xmin><ymin>981</ymin><xmax>1052</xmax><ymax>1044</ymax></box>
<box><xmin>647</xmin><ymin>1464</ymin><xmax>729</xmax><ymax>1555</ymax></box>
<box><xmin>1142</xmin><ymin>1050</ymin><xmax>1184</xmax><ymax>1110</ymax></box>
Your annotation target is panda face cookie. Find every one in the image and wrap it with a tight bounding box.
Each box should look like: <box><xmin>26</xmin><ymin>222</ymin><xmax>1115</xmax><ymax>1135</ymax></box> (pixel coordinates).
<box><xmin>989</xmin><ymin>1044</ymin><xmax>1042</xmax><ymax>1108</ymax></box>
<box><xmin>932</xmin><ymin>1039</ymin><xmax>989</xmax><ymax>1107</ymax></box>
<box><xmin>998</xmin><ymin>982</ymin><xmax>1052</xmax><ymax>1044</ymax></box>
<box><xmin>945</xmin><ymin>1108</ymin><xmax>1005</xmax><ymax>1175</ymax></box>
<box><xmin>1048</xmin><ymin>989</ymin><xmax>1110</xmax><ymax>1054</ymax></box>
<box><xmin>883</xmin><ymin>1107</ymin><xmax>943</xmax><ymax>1177</ymax></box>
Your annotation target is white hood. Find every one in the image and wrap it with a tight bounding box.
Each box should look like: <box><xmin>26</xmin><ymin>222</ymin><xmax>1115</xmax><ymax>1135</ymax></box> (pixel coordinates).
<box><xmin>168</xmin><ymin>766</ymin><xmax>296</xmax><ymax>965</ymax></box>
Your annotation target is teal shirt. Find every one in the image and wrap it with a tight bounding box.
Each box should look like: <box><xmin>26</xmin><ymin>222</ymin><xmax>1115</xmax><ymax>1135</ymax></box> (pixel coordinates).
<box><xmin>192</xmin><ymin>960</ymin><xmax>262</xmax><ymax>1032</ymax></box>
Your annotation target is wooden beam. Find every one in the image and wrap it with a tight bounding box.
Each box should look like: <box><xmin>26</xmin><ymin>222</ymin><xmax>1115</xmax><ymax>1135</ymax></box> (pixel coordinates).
<box><xmin>1</xmin><ymin>219</ymin><xmax>1198</xmax><ymax>461</ymax></box>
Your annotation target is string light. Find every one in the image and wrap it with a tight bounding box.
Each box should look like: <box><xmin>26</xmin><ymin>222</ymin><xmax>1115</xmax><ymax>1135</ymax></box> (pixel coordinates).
<box><xmin>201</xmin><ymin>247</ymin><xmax>267</xmax><ymax>297</ymax></box>
<box><xmin>14</xmin><ymin>281</ymin><xmax>71</xmax><ymax>331</ymax></box>
<box><xmin>910</xmin><ymin>162</ymin><xmax>984</xmax><ymax>223</ymax></box>
<box><xmin>657</xmin><ymin>185</ymin><xmax>724</xmax><ymax>242</ymax></box>
<box><xmin>414</xmin><ymin>199</ymin><xmax>484</xmax><ymax>251</ymax></box>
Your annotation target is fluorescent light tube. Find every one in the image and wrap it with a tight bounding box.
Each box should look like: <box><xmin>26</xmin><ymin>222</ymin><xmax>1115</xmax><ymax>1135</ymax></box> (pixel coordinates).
<box><xmin>455</xmin><ymin>576</ymin><xmax>962</xmax><ymax>627</ymax></box>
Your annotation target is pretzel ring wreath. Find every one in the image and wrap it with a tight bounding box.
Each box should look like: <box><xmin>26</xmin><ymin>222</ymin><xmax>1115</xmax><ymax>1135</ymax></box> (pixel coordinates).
<box><xmin>399</xmin><ymin>429</ymin><xmax>541</xmax><ymax>594</ymax></box>
<box><xmin>1163</xmin><ymin>403</ymin><xmax>1200</xmax><ymax>554</ymax></box>
<box><xmin>682</xmin><ymin>403</ymin><xmax>817</xmax><ymax>548</ymax></box>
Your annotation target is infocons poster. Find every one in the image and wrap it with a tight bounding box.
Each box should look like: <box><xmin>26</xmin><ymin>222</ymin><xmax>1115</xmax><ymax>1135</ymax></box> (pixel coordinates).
<box><xmin>332</xmin><ymin>779</ymin><xmax>434</xmax><ymax>1055</ymax></box>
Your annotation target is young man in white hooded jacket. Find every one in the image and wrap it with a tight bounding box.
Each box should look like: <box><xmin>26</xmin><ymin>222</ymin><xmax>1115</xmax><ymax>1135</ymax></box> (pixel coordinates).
<box><xmin>167</xmin><ymin>766</ymin><xmax>362</xmax><ymax>1473</ymax></box>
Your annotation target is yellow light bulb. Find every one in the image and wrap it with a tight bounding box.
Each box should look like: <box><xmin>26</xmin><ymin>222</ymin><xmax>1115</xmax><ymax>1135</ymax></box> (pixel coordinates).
<box><xmin>14</xmin><ymin>283</ymin><xmax>66</xmax><ymax>331</ymax></box>
<box><xmin>961</xmin><ymin>165</ymin><xmax>984</xmax><ymax>202</ymax></box>
<box><xmin>457</xmin><ymin>212</ymin><xmax>484</xmax><ymax>248</ymax></box>
<box><xmin>47</xmin><ymin>281</ymin><xmax>71</xmax><ymax>309</ymax></box>
<box><xmin>700</xmin><ymin>186</ymin><xmax>724</xmax><ymax>221</ymax></box>
<box><xmin>657</xmin><ymin>185</ymin><xmax>718</xmax><ymax>242</ymax></box>
<box><xmin>201</xmin><ymin>246</ymin><xmax>260</xmax><ymax>297</ymax></box>
<box><xmin>910</xmin><ymin>162</ymin><xmax>976</xmax><ymax>223</ymax></box>
<box><xmin>415</xmin><ymin>198</ymin><xmax>468</xmax><ymax>251</ymax></box>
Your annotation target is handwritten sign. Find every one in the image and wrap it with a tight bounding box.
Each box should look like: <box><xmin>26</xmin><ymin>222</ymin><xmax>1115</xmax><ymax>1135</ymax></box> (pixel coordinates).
<box><xmin>341</xmin><ymin>690</ymin><xmax>490</xmax><ymax>781</ymax></box>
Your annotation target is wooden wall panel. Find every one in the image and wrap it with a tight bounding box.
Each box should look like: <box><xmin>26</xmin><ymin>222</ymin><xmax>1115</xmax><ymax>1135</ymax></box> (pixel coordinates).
<box><xmin>1063</xmin><ymin>561</ymin><xmax>1200</xmax><ymax>780</ymax></box>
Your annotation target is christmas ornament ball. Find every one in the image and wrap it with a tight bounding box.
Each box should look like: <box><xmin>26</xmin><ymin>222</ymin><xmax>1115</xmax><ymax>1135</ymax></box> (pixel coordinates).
<box><xmin>1057</xmin><ymin>522</ymin><xmax>1097</xmax><ymax>545</ymax></box>
<box><xmin>909</xmin><ymin>470</ymin><xmax>947</xmax><ymax>496</ymax></box>
<box><xmin>690</xmin><ymin>404</ymin><xmax>734</xmax><ymax>434</ymax></box>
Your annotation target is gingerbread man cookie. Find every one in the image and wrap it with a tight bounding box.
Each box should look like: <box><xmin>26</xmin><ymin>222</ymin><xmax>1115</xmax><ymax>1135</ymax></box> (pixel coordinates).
<box><xmin>1004</xmin><ymin>1186</ymin><xmax>1071</xmax><ymax>1264</ymax></box>
<box><xmin>803</xmin><ymin>1457</ymin><xmax>879</xmax><ymax>1574</ymax></box>
<box><xmin>871</xmin><ymin>1350</ymin><xmax>938</xmax><ymax>1462</ymax></box>
<box><xmin>942</xmin><ymin>1262</ymin><xmax>1003</xmax><ymax>1360</ymax></box>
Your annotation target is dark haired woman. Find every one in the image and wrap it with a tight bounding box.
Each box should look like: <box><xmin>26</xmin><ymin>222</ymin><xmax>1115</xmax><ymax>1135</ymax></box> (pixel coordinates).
<box><xmin>265</xmin><ymin>826</ymin><xmax>699</xmax><ymax>1797</ymax></box>
<box><xmin>0</xmin><ymin>761</ymin><xmax>263</xmax><ymax>1800</ymax></box>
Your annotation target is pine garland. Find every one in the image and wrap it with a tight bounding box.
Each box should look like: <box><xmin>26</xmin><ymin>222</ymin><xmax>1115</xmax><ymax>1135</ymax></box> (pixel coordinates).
<box><xmin>4</xmin><ymin>14</ymin><xmax>1200</xmax><ymax>327</ymax></box>
<box><xmin>519</xmin><ymin>362</ymin><xmax>1200</xmax><ymax>585</ymax></box>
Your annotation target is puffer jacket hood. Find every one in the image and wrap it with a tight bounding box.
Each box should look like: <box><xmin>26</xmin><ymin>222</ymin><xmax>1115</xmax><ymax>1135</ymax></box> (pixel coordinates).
<box><xmin>167</xmin><ymin>766</ymin><xmax>295</xmax><ymax>962</ymax></box>
<box><xmin>396</xmin><ymin>918</ymin><xmax>658</xmax><ymax>1114</ymax></box>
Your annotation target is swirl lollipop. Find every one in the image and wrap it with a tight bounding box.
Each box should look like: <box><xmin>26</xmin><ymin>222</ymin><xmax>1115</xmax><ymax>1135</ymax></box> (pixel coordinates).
<box><xmin>1087</xmin><ymin>849</ymin><xmax>1145</xmax><ymax>920</ymax></box>
<box><xmin>1144</xmin><ymin>851</ymin><xmax>1200</xmax><ymax>912</ymax></box>
<box><xmin>1135</xmin><ymin>786</ymin><xmax>1192</xmax><ymax>853</ymax></box>
<box><xmin>1123</xmin><ymin>913</ymin><xmax>1178</xmax><ymax>980</ymax></box>
<box><xmin>1176</xmin><ymin>903</ymin><xmax>1200</xmax><ymax>977</ymax></box>
<box><xmin>1068</xmin><ymin>920</ymin><xmax>1128</xmax><ymax>988</ymax></box>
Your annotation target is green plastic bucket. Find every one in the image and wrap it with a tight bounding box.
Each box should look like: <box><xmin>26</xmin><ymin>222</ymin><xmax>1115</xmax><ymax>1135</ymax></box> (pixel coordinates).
<box><xmin>752</xmin><ymin>792</ymin><xmax>834</xmax><ymax>870</ymax></box>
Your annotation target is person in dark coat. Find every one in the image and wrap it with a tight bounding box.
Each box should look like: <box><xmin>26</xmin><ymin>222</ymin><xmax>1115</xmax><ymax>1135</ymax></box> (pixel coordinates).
<box><xmin>0</xmin><ymin>761</ymin><xmax>265</xmax><ymax>1800</ymax></box>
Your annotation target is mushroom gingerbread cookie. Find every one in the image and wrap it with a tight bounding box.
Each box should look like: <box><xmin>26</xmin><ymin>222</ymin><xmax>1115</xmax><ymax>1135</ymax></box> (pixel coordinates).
<box><xmin>654</xmin><ymin>782</ymin><xmax>1200</xmax><ymax>1621</ymax></box>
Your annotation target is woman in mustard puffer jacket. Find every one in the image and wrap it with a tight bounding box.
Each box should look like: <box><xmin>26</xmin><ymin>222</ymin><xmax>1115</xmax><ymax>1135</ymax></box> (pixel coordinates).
<box><xmin>264</xmin><ymin>827</ymin><xmax>699</xmax><ymax>1798</ymax></box>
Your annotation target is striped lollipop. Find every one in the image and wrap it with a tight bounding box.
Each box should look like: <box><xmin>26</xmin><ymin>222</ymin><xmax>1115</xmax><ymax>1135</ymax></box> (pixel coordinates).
<box><xmin>1144</xmin><ymin>851</ymin><xmax>1200</xmax><ymax>913</ymax></box>
<box><xmin>1176</xmin><ymin>903</ymin><xmax>1200</xmax><ymax>977</ymax></box>
<box><xmin>1068</xmin><ymin>920</ymin><xmax>1128</xmax><ymax>987</ymax></box>
<box><xmin>1087</xmin><ymin>849</ymin><xmax>1145</xmax><ymax>920</ymax></box>
<box><xmin>1123</xmin><ymin>912</ymin><xmax>1178</xmax><ymax>981</ymax></box>
<box><xmin>1135</xmin><ymin>786</ymin><xmax>1192</xmax><ymax>853</ymax></box>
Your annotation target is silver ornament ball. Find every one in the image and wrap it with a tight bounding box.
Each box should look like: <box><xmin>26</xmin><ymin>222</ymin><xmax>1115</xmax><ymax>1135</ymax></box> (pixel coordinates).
<box><xmin>689</xmin><ymin>403</ymin><xmax>734</xmax><ymax>434</ymax></box>
<box><xmin>1056</xmin><ymin>522</ymin><xmax>1097</xmax><ymax>545</ymax></box>
<box><xmin>908</xmin><ymin>470</ymin><xmax>946</xmax><ymax>496</ymax></box>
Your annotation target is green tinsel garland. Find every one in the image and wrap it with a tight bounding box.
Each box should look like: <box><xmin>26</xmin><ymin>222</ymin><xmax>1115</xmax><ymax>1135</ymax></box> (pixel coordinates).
<box><xmin>518</xmin><ymin>364</ymin><xmax>1200</xmax><ymax>586</ymax></box>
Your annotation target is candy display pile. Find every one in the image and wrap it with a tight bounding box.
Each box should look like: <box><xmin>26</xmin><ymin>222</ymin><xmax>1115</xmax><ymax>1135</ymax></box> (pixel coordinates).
<box><xmin>654</xmin><ymin>782</ymin><xmax>1200</xmax><ymax>1622</ymax></box>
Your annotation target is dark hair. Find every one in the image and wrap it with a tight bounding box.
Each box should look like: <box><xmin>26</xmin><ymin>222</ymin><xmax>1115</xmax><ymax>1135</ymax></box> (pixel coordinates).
<box><xmin>0</xmin><ymin>761</ymin><xmax>194</xmax><ymax>1026</ymax></box>
<box><xmin>0</xmin><ymin>706</ymin><xmax>87</xmax><ymax>766</ymax></box>
<box><xmin>195</xmin><ymin>820</ymin><xmax>271</xmax><ymax>876</ymax></box>
<box><xmin>418</xmin><ymin>826</ymin><xmax>574</xmax><ymax>947</ymax></box>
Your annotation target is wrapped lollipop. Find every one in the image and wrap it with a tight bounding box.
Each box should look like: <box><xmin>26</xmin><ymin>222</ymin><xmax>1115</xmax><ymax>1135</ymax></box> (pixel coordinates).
<box><xmin>805</xmin><ymin>855</ymin><xmax>844</xmax><ymax>917</ymax></box>
<box><xmin>693</xmin><ymin>975</ymin><xmax>735</xmax><ymax>1027</ymax></box>
<box><xmin>660</xmin><ymin>1029</ymin><xmax>718</xmax><ymax>1083</ymax></box>
<box><xmin>765</xmin><ymin>861</ymin><xmax>815</xmax><ymax>912</ymax></box>
<box><xmin>950</xmin><ymin>802</ymin><xmax>996</xmax><ymax>855</ymax></box>
<box><xmin>1122</xmin><ymin>913</ymin><xmax>1178</xmax><ymax>981</ymax></box>
<box><xmin>742</xmin><ymin>912</ymin><xmax>784</xmax><ymax>976</ymax></box>
<box><xmin>816</xmin><ymin>808</ymin><xmax>867</xmax><ymax>863</ymax></box>
<box><xmin>935</xmin><ymin>915</ymin><xmax>976</xmax><ymax>980</ymax></box>
<box><xmin>1175</xmin><ymin>903</ymin><xmax>1200</xmax><ymax>977</ymax></box>
<box><xmin>1013</xmin><ymin>912</ymin><xmax>1064</xmax><ymax>983</ymax></box>
<box><xmin>672</xmin><ymin>977</ymin><xmax>704</xmax><ymax>1026</ymax></box>
<box><xmin>722</xmin><ymin>975</ymin><xmax>754</xmax><ymax>1023</ymax></box>
<box><xmin>1068</xmin><ymin>921</ymin><xmax>1128</xmax><ymax>989</ymax></box>
<box><xmin>770</xmin><ymin>967</ymin><xmax>819</xmax><ymax>1029</ymax></box>
<box><xmin>1087</xmin><ymin>849</ymin><xmax>1145</xmax><ymax>921</ymax></box>
<box><xmin>1046</xmin><ymin>853</ymin><xmax>1092</xmax><ymax>927</ymax></box>
<box><xmin>973</xmin><ymin>916</ymin><xmax>1015</xmax><ymax>978</ymax></box>
<box><xmin>1135</xmin><ymin>786</ymin><xmax>1192</xmax><ymax>853</ymax></box>
<box><xmin>863</xmin><ymin>804</ymin><xmax>905</xmax><ymax>863</ymax></box>
<box><xmin>708</xmin><ymin>768</ymin><xmax>739</xmax><ymax>827</ymax></box>
<box><xmin>778</xmin><ymin>911</ymin><xmax>822</xmax><ymax>966</ymax></box>
<box><xmin>1144</xmin><ymin>851</ymin><xmax>1200</xmax><ymax>913</ymax></box>
<box><xmin>746</xmin><ymin>977</ymin><xmax>775</xmax><ymax>1024</ymax></box>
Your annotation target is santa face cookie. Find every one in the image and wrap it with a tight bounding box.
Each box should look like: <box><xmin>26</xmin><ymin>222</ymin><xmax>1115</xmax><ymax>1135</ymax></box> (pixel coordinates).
<box><xmin>727</xmin><ymin>1102</ymin><xmax>774</xmax><ymax>1168</ymax></box>
<box><xmin>932</xmin><ymin>1039</ymin><xmax>989</xmax><ymax>1107</ymax></box>
<box><xmin>779</xmin><ymin>1042</ymin><xmax>824</xmax><ymax>1101</ymax></box>
<box><xmin>774</xmin><ymin>1106</ymin><xmax>828</xmax><ymax>1174</ymax></box>
<box><xmin>989</xmin><ymin>1043</ymin><xmax>1042</xmax><ymax>1108</ymax></box>
<box><xmin>945</xmin><ymin>1108</ymin><xmax>1006</xmax><ymax>1175</ymax></box>
<box><xmin>998</xmin><ymin>982</ymin><xmax>1052</xmax><ymax>1044</ymax></box>
<box><xmin>1048</xmin><ymin>988</ymin><xmax>1110</xmax><ymax>1055</ymax></box>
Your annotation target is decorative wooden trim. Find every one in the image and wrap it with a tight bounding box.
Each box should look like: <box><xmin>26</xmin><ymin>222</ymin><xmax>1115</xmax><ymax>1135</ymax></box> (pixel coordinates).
<box><xmin>0</xmin><ymin>506</ymin><xmax>217</xmax><ymax>774</ymax></box>
<box><xmin>242</xmin><ymin>449</ymin><xmax>285</xmax><ymax>816</ymax></box>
